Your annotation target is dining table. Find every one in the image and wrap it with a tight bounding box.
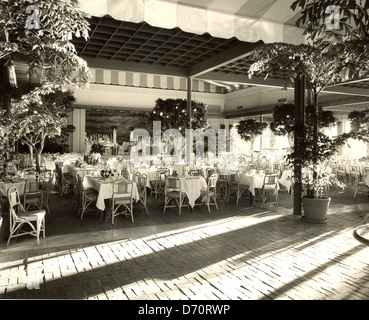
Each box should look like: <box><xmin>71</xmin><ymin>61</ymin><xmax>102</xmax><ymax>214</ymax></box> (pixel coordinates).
<box><xmin>63</xmin><ymin>164</ymin><xmax>100</xmax><ymax>178</ymax></box>
<box><xmin>179</xmin><ymin>176</ymin><xmax>208</xmax><ymax>208</ymax></box>
<box><xmin>0</xmin><ymin>179</ymin><xmax>27</xmax><ymax>197</ymax></box>
<box><xmin>238</xmin><ymin>173</ymin><xmax>266</xmax><ymax>196</ymax></box>
<box><xmin>84</xmin><ymin>176</ymin><xmax>140</xmax><ymax>211</ymax></box>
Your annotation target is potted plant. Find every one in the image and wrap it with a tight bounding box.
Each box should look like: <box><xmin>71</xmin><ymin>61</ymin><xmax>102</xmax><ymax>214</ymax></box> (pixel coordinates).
<box><xmin>299</xmin><ymin>162</ymin><xmax>331</xmax><ymax>223</ymax></box>
<box><xmin>283</xmin><ymin>103</ymin><xmax>350</xmax><ymax>223</ymax></box>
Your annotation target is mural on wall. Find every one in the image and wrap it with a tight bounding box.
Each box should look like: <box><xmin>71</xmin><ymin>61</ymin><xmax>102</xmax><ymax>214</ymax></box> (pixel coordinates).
<box><xmin>85</xmin><ymin>109</ymin><xmax>150</xmax><ymax>144</ymax></box>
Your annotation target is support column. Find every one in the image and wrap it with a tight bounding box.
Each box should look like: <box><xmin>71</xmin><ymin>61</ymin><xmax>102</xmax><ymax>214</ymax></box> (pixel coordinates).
<box><xmin>259</xmin><ymin>114</ymin><xmax>263</xmax><ymax>152</ymax></box>
<box><xmin>187</xmin><ymin>77</ymin><xmax>192</xmax><ymax>129</ymax></box>
<box><xmin>71</xmin><ymin>109</ymin><xmax>86</xmax><ymax>153</ymax></box>
<box><xmin>0</xmin><ymin>59</ymin><xmax>11</xmax><ymax>118</ymax></box>
<box><xmin>337</xmin><ymin>120</ymin><xmax>344</xmax><ymax>156</ymax></box>
<box><xmin>293</xmin><ymin>73</ymin><xmax>305</xmax><ymax>216</ymax></box>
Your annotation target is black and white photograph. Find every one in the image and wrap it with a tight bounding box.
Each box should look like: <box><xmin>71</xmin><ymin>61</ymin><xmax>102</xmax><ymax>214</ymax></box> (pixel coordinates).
<box><xmin>0</xmin><ymin>0</ymin><xmax>369</xmax><ymax>307</ymax></box>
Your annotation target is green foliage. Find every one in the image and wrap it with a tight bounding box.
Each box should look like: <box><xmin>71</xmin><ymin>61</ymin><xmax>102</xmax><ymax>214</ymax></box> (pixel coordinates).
<box><xmin>0</xmin><ymin>0</ymin><xmax>90</xmax><ymax>171</ymax></box>
<box><xmin>348</xmin><ymin>109</ymin><xmax>369</xmax><ymax>143</ymax></box>
<box><xmin>269</xmin><ymin>102</ymin><xmax>351</xmax><ymax>198</ymax></box>
<box><xmin>236</xmin><ymin>119</ymin><xmax>268</xmax><ymax>142</ymax></box>
<box><xmin>291</xmin><ymin>0</ymin><xmax>369</xmax><ymax>43</ymax></box>
<box><xmin>290</xmin><ymin>1</ymin><xmax>369</xmax><ymax>82</ymax></box>
<box><xmin>248</xmin><ymin>42</ymin><xmax>351</xmax><ymax>91</ymax></box>
<box><xmin>11</xmin><ymin>88</ymin><xmax>77</xmax><ymax>171</ymax></box>
<box><xmin>147</xmin><ymin>98</ymin><xmax>208</xmax><ymax>134</ymax></box>
<box><xmin>269</xmin><ymin>103</ymin><xmax>295</xmax><ymax>137</ymax></box>
<box><xmin>0</xmin><ymin>117</ymin><xmax>16</xmax><ymax>177</ymax></box>
<box><xmin>0</xmin><ymin>0</ymin><xmax>90</xmax><ymax>88</ymax></box>
<box><xmin>43</xmin><ymin>124</ymin><xmax>75</xmax><ymax>153</ymax></box>
<box><xmin>91</xmin><ymin>143</ymin><xmax>105</xmax><ymax>154</ymax></box>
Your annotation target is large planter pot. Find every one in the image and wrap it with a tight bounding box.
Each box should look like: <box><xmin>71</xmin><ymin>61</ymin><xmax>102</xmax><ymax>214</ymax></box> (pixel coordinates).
<box><xmin>302</xmin><ymin>196</ymin><xmax>331</xmax><ymax>224</ymax></box>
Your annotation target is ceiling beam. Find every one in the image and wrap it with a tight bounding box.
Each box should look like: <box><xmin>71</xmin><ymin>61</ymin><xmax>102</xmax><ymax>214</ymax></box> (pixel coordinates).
<box><xmin>197</xmin><ymin>71</ymin><xmax>287</xmax><ymax>88</ymax></box>
<box><xmin>323</xmin><ymin>85</ymin><xmax>369</xmax><ymax>97</ymax></box>
<box><xmin>198</xmin><ymin>70</ymin><xmax>369</xmax><ymax>97</ymax></box>
<box><xmin>224</xmin><ymin>97</ymin><xmax>369</xmax><ymax>119</ymax></box>
<box><xmin>189</xmin><ymin>40</ymin><xmax>264</xmax><ymax>78</ymax></box>
<box><xmin>319</xmin><ymin>95</ymin><xmax>369</xmax><ymax>108</ymax></box>
<box><xmin>83</xmin><ymin>57</ymin><xmax>189</xmax><ymax>77</ymax></box>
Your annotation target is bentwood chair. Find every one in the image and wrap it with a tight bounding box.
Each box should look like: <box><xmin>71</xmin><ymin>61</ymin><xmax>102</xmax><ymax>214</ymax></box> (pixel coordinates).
<box><xmin>40</xmin><ymin>175</ymin><xmax>54</xmax><ymax>215</ymax></box>
<box><xmin>255</xmin><ymin>173</ymin><xmax>279</xmax><ymax>207</ymax></box>
<box><xmin>349</xmin><ymin>164</ymin><xmax>361</xmax><ymax>186</ymax></box>
<box><xmin>188</xmin><ymin>169</ymin><xmax>203</xmax><ymax>177</ymax></box>
<box><xmin>163</xmin><ymin>175</ymin><xmax>188</xmax><ymax>215</ymax></box>
<box><xmin>7</xmin><ymin>187</ymin><xmax>46</xmax><ymax>246</ymax></box>
<box><xmin>336</xmin><ymin>164</ymin><xmax>347</xmax><ymax>185</ymax></box>
<box><xmin>152</xmin><ymin>168</ymin><xmax>170</xmax><ymax>200</ymax></box>
<box><xmin>353</xmin><ymin>166</ymin><xmax>369</xmax><ymax>198</ymax></box>
<box><xmin>206</xmin><ymin>168</ymin><xmax>215</xmax><ymax>182</ymax></box>
<box><xmin>71</xmin><ymin>171</ymin><xmax>80</xmax><ymax>209</ymax></box>
<box><xmin>78</xmin><ymin>176</ymin><xmax>99</xmax><ymax>220</ymax></box>
<box><xmin>111</xmin><ymin>179</ymin><xmax>134</xmax><ymax>224</ymax></box>
<box><xmin>226</xmin><ymin>172</ymin><xmax>250</xmax><ymax>205</ymax></box>
<box><xmin>56</xmin><ymin>165</ymin><xmax>74</xmax><ymax>197</ymax></box>
<box><xmin>217</xmin><ymin>169</ymin><xmax>229</xmax><ymax>200</ymax></box>
<box><xmin>23</xmin><ymin>179</ymin><xmax>43</xmax><ymax>211</ymax></box>
<box><xmin>200</xmin><ymin>174</ymin><xmax>218</xmax><ymax>213</ymax></box>
<box><xmin>137</xmin><ymin>173</ymin><xmax>148</xmax><ymax>214</ymax></box>
<box><xmin>272</xmin><ymin>162</ymin><xmax>281</xmax><ymax>176</ymax></box>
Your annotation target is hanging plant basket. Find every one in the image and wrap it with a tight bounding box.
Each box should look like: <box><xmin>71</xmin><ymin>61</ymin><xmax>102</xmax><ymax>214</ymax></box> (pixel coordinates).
<box><xmin>236</xmin><ymin>119</ymin><xmax>268</xmax><ymax>142</ymax></box>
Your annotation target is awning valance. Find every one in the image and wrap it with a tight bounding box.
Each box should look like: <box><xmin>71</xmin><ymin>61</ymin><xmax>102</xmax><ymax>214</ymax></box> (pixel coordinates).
<box><xmin>78</xmin><ymin>0</ymin><xmax>306</xmax><ymax>44</ymax></box>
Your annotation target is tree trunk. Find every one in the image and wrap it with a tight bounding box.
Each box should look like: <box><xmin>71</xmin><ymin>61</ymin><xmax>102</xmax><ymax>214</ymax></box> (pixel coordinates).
<box><xmin>312</xmin><ymin>88</ymin><xmax>319</xmax><ymax>178</ymax></box>
<box><xmin>35</xmin><ymin>139</ymin><xmax>45</xmax><ymax>173</ymax></box>
<box><xmin>28</xmin><ymin>145</ymin><xmax>34</xmax><ymax>167</ymax></box>
<box><xmin>35</xmin><ymin>151</ymin><xmax>41</xmax><ymax>173</ymax></box>
<box><xmin>293</xmin><ymin>73</ymin><xmax>305</xmax><ymax>215</ymax></box>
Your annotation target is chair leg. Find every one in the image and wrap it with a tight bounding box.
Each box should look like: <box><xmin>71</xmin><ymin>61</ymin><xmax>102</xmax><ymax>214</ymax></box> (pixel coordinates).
<box><xmin>36</xmin><ymin>219</ymin><xmax>41</xmax><ymax>245</ymax></box>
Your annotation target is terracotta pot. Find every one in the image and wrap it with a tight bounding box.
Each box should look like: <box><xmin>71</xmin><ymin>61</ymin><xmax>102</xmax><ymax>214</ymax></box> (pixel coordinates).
<box><xmin>302</xmin><ymin>196</ymin><xmax>331</xmax><ymax>224</ymax></box>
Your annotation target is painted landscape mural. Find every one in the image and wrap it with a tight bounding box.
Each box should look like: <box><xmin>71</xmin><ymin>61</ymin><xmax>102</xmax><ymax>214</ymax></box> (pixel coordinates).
<box><xmin>85</xmin><ymin>109</ymin><xmax>150</xmax><ymax>144</ymax></box>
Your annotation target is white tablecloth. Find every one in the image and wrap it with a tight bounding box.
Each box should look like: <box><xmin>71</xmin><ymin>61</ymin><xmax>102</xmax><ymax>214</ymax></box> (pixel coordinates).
<box><xmin>0</xmin><ymin>180</ymin><xmax>27</xmax><ymax>197</ymax></box>
<box><xmin>238</xmin><ymin>174</ymin><xmax>265</xmax><ymax>196</ymax></box>
<box><xmin>84</xmin><ymin>176</ymin><xmax>139</xmax><ymax>211</ymax></box>
<box><xmin>45</xmin><ymin>161</ymin><xmax>56</xmax><ymax>171</ymax></box>
<box><xmin>365</xmin><ymin>174</ymin><xmax>369</xmax><ymax>187</ymax></box>
<box><xmin>279</xmin><ymin>170</ymin><xmax>292</xmax><ymax>192</ymax></box>
<box><xmin>63</xmin><ymin>164</ymin><xmax>99</xmax><ymax>178</ymax></box>
<box><xmin>180</xmin><ymin>176</ymin><xmax>207</xmax><ymax>208</ymax></box>
<box><xmin>173</xmin><ymin>163</ymin><xmax>188</xmax><ymax>176</ymax></box>
<box><xmin>132</xmin><ymin>168</ymin><xmax>158</xmax><ymax>188</ymax></box>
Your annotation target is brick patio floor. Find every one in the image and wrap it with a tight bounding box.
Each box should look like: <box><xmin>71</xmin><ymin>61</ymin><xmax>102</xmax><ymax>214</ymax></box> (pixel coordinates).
<box><xmin>0</xmin><ymin>185</ymin><xmax>369</xmax><ymax>300</ymax></box>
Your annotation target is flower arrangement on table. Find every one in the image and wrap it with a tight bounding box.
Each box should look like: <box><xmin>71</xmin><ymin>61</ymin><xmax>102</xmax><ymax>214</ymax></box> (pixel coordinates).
<box><xmin>100</xmin><ymin>169</ymin><xmax>114</xmax><ymax>179</ymax></box>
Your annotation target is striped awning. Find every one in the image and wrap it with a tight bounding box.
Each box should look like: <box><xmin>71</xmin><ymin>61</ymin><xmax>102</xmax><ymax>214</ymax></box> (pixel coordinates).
<box><xmin>78</xmin><ymin>0</ymin><xmax>306</xmax><ymax>44</ymax></box>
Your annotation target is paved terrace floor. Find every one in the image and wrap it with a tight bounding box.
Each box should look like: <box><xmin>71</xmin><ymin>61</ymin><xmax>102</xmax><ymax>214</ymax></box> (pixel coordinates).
<box><xmin>0</xmin><ymin>184</ymin><xmax>369</xmax><ymax>300</ymax></box>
